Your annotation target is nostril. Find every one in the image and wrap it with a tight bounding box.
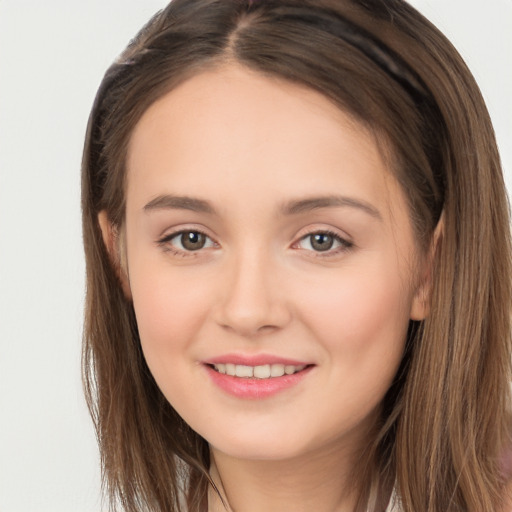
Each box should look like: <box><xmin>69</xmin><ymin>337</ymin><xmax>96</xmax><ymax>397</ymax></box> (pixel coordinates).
<box><xmin>219</xmin><ymin>322</ymin><xmax>280</xmax><ymax>337</ymax></box>
<box><xmin>257</xmin><ymin>324</ymin><xmax>279</xmax><ymax>333</ymax></box>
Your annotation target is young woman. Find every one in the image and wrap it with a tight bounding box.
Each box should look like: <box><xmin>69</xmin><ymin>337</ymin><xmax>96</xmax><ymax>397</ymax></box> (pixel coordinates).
<box><xmin>81</xmin><ymin>1</ymin><xmax>512</xmax><ymax>510</ymax></box>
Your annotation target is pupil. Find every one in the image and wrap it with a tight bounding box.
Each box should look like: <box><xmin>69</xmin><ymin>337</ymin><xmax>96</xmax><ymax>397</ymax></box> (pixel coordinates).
<box><xmin>181</xmin><ymin>232</ymin><xmax>205</xmax><ymax>251</ymax></box>
<box><xmin>311</xmin><ymin>233</ymin><xmax>333</xmax><ymax>251</ymax></box>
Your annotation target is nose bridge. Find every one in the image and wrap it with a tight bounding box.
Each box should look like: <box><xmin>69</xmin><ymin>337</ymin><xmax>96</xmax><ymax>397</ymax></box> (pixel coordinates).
<box><xmin>217</xmin><ymin>242</ymin><xmax>290</xmax><ymax>336</ymax></box>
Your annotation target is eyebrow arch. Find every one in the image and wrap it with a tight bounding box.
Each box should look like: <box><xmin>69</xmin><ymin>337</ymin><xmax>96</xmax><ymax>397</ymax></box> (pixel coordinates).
<box><xmin>143</xmin><ymin>195</ymin><xmax>215</xmax><ymax>214</ymax></box>
<box><xmin>281</xmin><ymin>195</ymin><xmax>382</xmax><ymax>220</ymax></box>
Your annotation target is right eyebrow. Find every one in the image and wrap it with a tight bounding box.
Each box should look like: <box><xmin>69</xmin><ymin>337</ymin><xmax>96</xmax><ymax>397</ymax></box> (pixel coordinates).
<box><xmin>143</xmin><ymin>195</ymin><xmax>215</xmax><ymax>214</ymax></box>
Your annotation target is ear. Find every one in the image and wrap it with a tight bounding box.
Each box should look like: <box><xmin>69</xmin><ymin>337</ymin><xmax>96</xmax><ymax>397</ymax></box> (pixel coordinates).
<box><xmin>98</xmin><ymin>210</ymin><xmax>132</xmax><ymax>299</ymax></box>
<box><xmin>409</xmin><ymin>214</ymin><xmax>444</xmax><ymax>321</ymax></box>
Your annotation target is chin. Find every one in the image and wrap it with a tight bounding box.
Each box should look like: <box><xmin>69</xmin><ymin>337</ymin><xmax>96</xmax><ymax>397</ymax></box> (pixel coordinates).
<box><xmin>204</xmin><ymin>422</ymin><xmax>328</xmax><ymax>462</ymax></box>
<box><xmin>212</xmin><ymin>439</ymin><xmax>306</xmax><ymax>462</ymax></box>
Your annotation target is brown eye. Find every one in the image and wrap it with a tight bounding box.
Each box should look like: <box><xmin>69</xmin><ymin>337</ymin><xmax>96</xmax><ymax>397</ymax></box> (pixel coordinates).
<box><xmin>295</xmin><ymin>231</ymin><xmax>353</xmax><ymax>255</ymax></box>
<box><xmin>309</xmin><ymin>233</ymin><xmax>334</xmax><ymax>252</ymax></box>
<box><xmin>158</xmin><ymin>229</ymin><xmax>216</xmax><ymax>255</ymax></box>
<box><xmin>180</xmin><ymin>231</ymin><xmax>207</xmax><ymax>251</ymax></box>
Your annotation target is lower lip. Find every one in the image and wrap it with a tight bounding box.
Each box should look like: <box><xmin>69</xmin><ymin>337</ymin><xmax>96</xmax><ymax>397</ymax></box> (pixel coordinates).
<box><xmin>205</xmin><ymin>365</ymin><xmax>313</xmax><ymax>399</ymax></box>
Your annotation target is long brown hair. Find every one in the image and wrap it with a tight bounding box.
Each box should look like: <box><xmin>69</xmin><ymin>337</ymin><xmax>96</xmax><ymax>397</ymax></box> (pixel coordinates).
<box><xmin>81</xmin><ymin>1</ymin><xmax>512</xmax><ymax>510</ymax></box>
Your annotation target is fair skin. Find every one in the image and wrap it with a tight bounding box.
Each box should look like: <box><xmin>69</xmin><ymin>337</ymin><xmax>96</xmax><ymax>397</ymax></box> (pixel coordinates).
<box><xmin>100</xmin><ymin>64</ymin><xmax>428</xmax><ymax>512</ymax></box>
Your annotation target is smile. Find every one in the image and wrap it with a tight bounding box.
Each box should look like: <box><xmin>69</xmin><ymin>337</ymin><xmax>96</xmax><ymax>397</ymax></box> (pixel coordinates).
<box><xmin>210</xmin><ymin>363</ymin><xmax>307</xmax><ymax>379</ymax></box>
<box><xmin>204</xmin><ymin>360</ymin><xmax>313</xmax><ymax>399</ymax></box>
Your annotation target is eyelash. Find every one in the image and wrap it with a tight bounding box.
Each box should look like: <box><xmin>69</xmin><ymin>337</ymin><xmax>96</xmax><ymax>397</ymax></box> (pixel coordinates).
<box><xmin>294</xmin><ymin>230</ymin><xmax>354</xmax><ymax>257</ymax></box>
<box><xmin>157</xmin><ymin>229</ymin><xmax>216</xmax><ymax>257</ymax></box>
<box><xmin>157</xmin><ymin>229</ymin><xmax>353</xmax><ymax>257</ymax></box>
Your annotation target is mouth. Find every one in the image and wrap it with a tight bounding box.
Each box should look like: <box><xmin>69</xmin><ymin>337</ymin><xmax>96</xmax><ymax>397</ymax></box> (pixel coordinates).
<box><xmin>207</xmin><ymin>363</ymin><xmax>310</xmax><ymax>379</ymax></box>
<box><xmin>204</xmin><ymin>360</ymin><xmax>314</xmax><ymax>399</ymax></box>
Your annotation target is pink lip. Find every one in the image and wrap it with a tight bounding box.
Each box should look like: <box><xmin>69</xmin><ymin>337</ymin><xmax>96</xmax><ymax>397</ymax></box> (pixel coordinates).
<box><xmin>203</xmin><ymin>359</ymin><xmax>314</xmax><ymax>400</ymax></box>
<box><xmin>204</xmin><ymin>353</ymin><xmax>310</xmax><ymax>366</ymax></box>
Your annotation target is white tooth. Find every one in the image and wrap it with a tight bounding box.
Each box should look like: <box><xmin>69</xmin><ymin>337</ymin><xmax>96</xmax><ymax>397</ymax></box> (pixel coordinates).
<box><xmin>225</xmin><ymin>363</ymin><xmax>236</xmax><ymax>376</ymax></box>
<box><xmin>270</xmin><ymin>364</ymin><xmax>285</xmax><ymax>377</ymax></box>
<box><xmin>215</xmin><ymin>363</ymin><xmax>226</xmax><ymax>374</ymax></box>
<box><xmin>253</xmin><ymin>364</ymin><xmax>271</xmax><ymax>379</ymax></box>
<box><xmin>235</xmin><ymin>365</ymin><xmax>253</xmax><ymax>378</ymax></box>
<box><xmin>296</xmin><ymin>365</ymin><xmax>306</xmax><ymax>372</ymax></box>
<box><xmin>284</xmin><ymin>365</ymin><xmax>296</xmax><ymax>375</ymax></box>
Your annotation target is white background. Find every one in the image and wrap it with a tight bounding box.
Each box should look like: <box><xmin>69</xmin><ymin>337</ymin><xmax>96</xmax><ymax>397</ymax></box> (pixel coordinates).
<box><xmin>0</xmin><ymin>1</ymin><xmax>510</xmax><ymax>511</ymax></box>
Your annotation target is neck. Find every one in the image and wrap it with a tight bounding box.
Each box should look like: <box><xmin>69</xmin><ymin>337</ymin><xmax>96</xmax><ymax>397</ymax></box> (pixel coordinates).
<box><xmin>208</xmin><ymin>439</ymin><xmax>373</xmax><ymax>512</ymax></box>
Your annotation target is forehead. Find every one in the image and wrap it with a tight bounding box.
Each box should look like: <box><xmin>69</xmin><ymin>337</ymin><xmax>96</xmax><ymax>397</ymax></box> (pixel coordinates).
<box><xmin>126</xmin><ymin>64</ymin><xmax>405</xmax><ymax>225</ymax></box>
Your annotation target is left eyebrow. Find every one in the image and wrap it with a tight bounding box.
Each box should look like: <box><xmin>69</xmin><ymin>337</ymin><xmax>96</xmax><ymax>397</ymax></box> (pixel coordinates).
<box><xmin>143</xmin><ymin>194</ymin><xmax>215</xmax><ymax>214</ymax></box>
<box><xmin>280</xmin><ymin>195</ymin><xmax>382</xmax><ymax>220</ymax></box>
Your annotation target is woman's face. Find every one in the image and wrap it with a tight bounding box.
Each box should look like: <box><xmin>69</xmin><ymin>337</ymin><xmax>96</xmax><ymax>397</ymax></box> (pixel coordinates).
<box><xmin>115</xmin><ymin>65</ymin><xmax>427</xmax><ymax>461</ymax></box>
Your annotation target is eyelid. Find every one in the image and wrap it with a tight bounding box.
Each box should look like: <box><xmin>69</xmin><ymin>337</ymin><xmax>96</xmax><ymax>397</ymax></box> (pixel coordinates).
<box><xmin>155</xmin><ymin>224</ymin><xmax>353</xmax><ymax>257</ymax></box>
<box><xmin>156</xmin><ymin>226</ymin><xmax>219</xmax><ymax>255</ymax></box>
<box><xmin>292</xmin><ymin>227</ymin><xmax>354</xmax><ymax>256</ymax></box>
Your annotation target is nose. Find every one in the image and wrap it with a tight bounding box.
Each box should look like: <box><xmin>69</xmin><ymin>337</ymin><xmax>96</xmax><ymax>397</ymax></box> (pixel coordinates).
<box><xmin>214</xmin><ymin>250</ymin><xmax>292</xmax><ymax>337</ymax></box>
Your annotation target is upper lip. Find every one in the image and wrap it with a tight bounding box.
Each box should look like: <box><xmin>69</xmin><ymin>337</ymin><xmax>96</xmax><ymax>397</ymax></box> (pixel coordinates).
<box><xmin>203</xmin><ymin>353</ymin><xmax>312</xmax><ymax>367</ymax></box>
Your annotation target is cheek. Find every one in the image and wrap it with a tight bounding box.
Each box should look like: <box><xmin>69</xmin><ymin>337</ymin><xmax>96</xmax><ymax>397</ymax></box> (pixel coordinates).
<box><xmin>129</xmin><ymin>263</ymin><xmax>213</xmax><ymax>363</ymax></box>
<box><xmin>294</xmin><ymin>263</ymin><xmax>412</xmax><ymax>433</ymax></box>
<box><xmin>128</xmin><ymin>264</ymin><xmax>219</xmax><ymax>415</ymax></box>
<box><xmin>298</xmin><ymin>261</ymin><xmax>412</xmax><ymax>364</ymax></box>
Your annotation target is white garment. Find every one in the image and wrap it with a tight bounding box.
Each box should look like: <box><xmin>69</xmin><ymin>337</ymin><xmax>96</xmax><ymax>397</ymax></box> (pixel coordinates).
<box><xmin>384</xmin><ymin>488</ymin><xmax>399</xmax><ymax>512</ymax></box>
